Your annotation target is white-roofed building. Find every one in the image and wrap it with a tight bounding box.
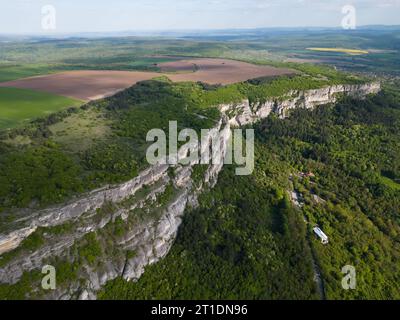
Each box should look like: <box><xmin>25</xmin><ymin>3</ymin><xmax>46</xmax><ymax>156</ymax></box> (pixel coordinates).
<box><xmin>313</xmin><ymin>227</ymin><xmax>329</xmax><ymax>245</ymax></box>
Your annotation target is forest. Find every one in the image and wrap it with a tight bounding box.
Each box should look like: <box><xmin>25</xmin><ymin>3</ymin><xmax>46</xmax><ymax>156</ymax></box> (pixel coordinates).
<box><xmin>0</xmin><ymin>63</ymin><xmax>364</xmax><ymax>217</ymax></box>
<box><xmin>0</xmin><ymin>60</ymin><xmax>398</xmax><ymax>300</ymax></box>
<box><xmin>100</xmin><ymin>84</ymin><xmax>400</xmax><ymax>300</ymax></box>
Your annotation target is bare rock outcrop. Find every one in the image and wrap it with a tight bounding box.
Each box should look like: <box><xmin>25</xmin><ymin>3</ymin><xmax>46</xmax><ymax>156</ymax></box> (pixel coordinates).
<box><xmin>222</xmin><ymin>82</ymin><xmax>381</xmax><ymax>126</ymax></box>
<box><xmin>0</xmin><ymin>82</ymin><xmax>380</xmax><ymax>299</ymax></box>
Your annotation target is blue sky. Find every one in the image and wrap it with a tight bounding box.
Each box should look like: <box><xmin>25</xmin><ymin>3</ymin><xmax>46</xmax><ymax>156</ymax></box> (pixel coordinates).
<box><xmin>1</xmin><ymin>0</ymin><xmax>400</xmax><ymax>34</ymax></box>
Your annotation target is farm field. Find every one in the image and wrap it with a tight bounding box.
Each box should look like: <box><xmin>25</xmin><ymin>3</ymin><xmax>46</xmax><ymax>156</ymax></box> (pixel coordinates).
<box><xmin>307</xmin><ymin>47</ymin><xmax>370</xmax><ymax>55</ymax></box>
<box><xmin>0</xmin><ymin>87</ymin><xmax>82</xmax><ymax>129</ymax></box>
<box><xmin>0</xmin><ymin>70</ymin><xmax>161</xmax><ymax>101</ymax></box>
<box><xmin>0</xmin><ymin>58</ymin><xmax>294</xmax><ymax>101</ymax></box>
<box><xmin>0</xmin><ymin>64</ymin><xmax>57</xmax><ymax>83</ymax></box>
<box><xmin>163</xmin><ymin>58</ymin><xmax>294</xmax><ymax>84</ymax></box>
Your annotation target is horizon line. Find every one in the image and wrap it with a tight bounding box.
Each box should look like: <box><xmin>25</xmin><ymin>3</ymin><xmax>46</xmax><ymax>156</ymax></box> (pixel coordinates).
<box><xmin>1</xmin><ymin>24</ymin><xmax>400</xmax><ymax>38</ymax></box>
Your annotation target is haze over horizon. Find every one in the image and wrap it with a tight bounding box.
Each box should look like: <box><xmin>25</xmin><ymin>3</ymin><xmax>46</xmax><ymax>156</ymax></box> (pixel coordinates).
<box><xmin>1</xmin><ymin>0</ymin><xmax>400</xmax><ymax>35</ymax></box>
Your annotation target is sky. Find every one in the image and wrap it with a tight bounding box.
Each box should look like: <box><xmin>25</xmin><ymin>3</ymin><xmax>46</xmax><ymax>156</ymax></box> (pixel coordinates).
<box><xmin>0</xmin><ymin>0</ymin><xmax>400</xmax><ymax>34</ymax></box>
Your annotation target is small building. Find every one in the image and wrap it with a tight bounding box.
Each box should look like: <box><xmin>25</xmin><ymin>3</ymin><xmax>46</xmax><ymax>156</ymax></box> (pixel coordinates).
<box><xmin>313</xmin><ymin>227</ymin><xmax>329</xmax><ymax>245</ymax></box>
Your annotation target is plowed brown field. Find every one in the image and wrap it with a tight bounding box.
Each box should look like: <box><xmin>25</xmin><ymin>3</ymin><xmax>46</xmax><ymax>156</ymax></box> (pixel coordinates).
<box><xmin>0</xmin><ymin>58</ymin><xmax>294</xmax><ymax>101</ymax></box>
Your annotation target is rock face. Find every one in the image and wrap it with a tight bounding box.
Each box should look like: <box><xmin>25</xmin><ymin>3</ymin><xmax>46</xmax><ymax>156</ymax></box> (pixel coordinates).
<box><xmin>0</xmin><ymin>227</ymin><xmax>37</xmax><ymax>256</ymax></box>
<box><xmin>0</xmin><ymin>82</ymin><xmax>380</xmax><ymax>299</ymax></box>
<box><xmin>221</xmin><ymin>82</ymin><xmax>381</xmax><ymax>126</ymax></box>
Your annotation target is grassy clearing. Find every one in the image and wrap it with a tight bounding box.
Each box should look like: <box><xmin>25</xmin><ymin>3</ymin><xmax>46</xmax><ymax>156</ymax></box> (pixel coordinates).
<box><xmin>49</xmin><ymin>108</ymin><xmax>112</xmax><ymax>152</ymax></box>
<box><xmin>3</xmin><ymin>135</ymin><xmax>32</xmax><ymax>146</ymax></box>
<box><xmin>0</xmin><ymin>87</ymin><xmax>82</xmax><ymax>130</ymax></box>
<box><xmin>307</xmin><ymin>48</ymin><xmax>369</xmax><ymax>55</ymax></box>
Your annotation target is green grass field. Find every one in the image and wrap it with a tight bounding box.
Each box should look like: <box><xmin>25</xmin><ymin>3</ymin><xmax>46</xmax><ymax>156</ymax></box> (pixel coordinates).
<box><xmin>0</xmin><ymin>87</ymin><xmax>82</xmax><ymax>129</ymax></box>
<box><xmin>0</xmin><ymin>58</ymin><xmax>181</xmax><ymax>83</ymax></box>
<box><xmin>0</xmin><ymin>64</ymin><xmax>57</xmax><ymax>82</ymax></box>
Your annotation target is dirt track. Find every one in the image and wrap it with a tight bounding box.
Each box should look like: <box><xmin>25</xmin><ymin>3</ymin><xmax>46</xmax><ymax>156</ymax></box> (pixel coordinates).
<box><xmin>0</xmin><ymin>58</ymin><xmax>294</xmax><ymax>101</ymax></box>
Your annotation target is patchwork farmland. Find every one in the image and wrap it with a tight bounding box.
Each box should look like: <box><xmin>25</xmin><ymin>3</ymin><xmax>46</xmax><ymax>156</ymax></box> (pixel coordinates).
<box><xmin>0</xmin><ymin>58</ymin><xmax>294</xmax><ymax>101</ymax></box>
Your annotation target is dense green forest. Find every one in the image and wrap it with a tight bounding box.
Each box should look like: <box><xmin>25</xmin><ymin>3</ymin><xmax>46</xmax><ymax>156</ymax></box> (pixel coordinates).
<box><xmin>0</xmin><ymin>62</ymin><xmax>365</xmax><ymax>218</ymax></box>
<box><xmin>0</xmin><ymin>79</ymin><xmax>221</xmax><ymax>218</ymax></box>
<box><xmin>0</xmin><ymin>53</ymin><xmax>399</xmax><ymax>299</ymax></box>
<box><xmin>0</xmin><ymin>27</ymin><xmax>400</xmax><ymax>302</ymax></box>
<box><xmin>100</xmin><ymin>86</ymin><xmax>400</xmax><ymax>300</ymax></box>
<box><xmin>99</xmin><ymin>164</ymin><xmax>319</xmax><ymax>300</ymax></box>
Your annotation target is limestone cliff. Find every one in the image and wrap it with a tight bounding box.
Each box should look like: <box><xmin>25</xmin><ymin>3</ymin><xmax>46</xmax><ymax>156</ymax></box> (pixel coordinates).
<box><xmin>221</xmin><ymin>82</ymin><xmax>381</xmax><ymax>126</ymax></box>
<box><xmin>0</xmin><ymin>82</ymin><xmax>380</xmax><ymax>299</ymax></box>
